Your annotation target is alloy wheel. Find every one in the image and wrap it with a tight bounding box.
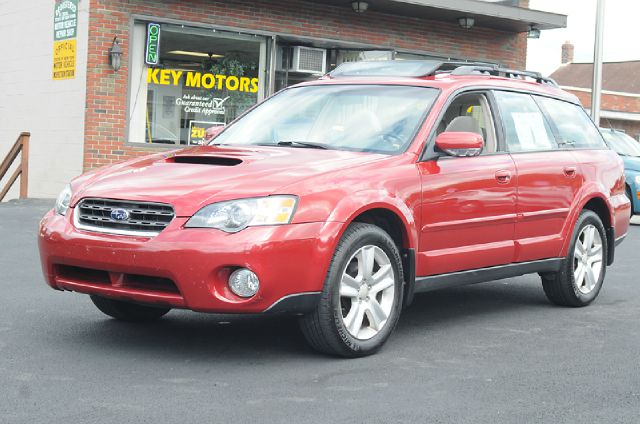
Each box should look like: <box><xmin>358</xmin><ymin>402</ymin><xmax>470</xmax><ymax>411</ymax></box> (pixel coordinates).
<box><xmin>573</xmin><ymin>224</ymin><xmax>603</xmax><ymax>294</ymax></box>
<box><xmin>339</xmin><ymin>245</ymin><xmax>395</xmax><ymax>340</ymax></box>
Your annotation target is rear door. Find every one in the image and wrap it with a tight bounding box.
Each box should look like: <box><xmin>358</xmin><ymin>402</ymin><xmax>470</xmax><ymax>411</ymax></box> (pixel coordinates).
<box><xmin>493</xmin><ymin>90</ymin><xmax>582</xmax><ymax>262</ymax></box>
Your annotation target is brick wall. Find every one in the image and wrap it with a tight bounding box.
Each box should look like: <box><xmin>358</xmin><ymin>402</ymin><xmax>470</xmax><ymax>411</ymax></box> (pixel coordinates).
<box><xmin>566</xmin><ymin>89</ymin><xmax>640</xmax><ymax>139</ymax></box>
<box><xmin>570</xmin><ymin>90</ymin><xmax>640</xmax><ymax>114</ymax></box>
<box><xmin>84</xmin><ymin>0</ymin><xmax>528</xmax><ymax>170</ymax></box>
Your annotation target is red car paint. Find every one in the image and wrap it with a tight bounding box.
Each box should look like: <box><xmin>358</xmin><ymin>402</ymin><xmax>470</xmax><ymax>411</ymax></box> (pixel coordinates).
<box><xmin>38</xmin><ymin>73</ymin><xmax>631</xmax><ymax>313</ymax></box>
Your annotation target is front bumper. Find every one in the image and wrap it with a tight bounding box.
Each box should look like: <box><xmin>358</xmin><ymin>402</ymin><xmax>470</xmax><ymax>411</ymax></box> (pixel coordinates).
<box><xmin>38</xmin><ymin>208</ymin><xmax>343</xmax><ymax>313</ymax></box>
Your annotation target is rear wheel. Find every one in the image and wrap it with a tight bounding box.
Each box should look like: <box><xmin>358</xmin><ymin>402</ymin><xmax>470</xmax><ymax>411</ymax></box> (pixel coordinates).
<box><xmin>299</xmin><ymin>223</ymin><xmax>404</xmax><ymax>357</ymax></box>
<box><xmin>541</xmin><ymin>210</ymin><xmax>607</xmax><ymax>307</ymax></box>
<box><xmin>90</xmin><ymin>295</ymin><xmax>170</xmax><ymax>322</ymax></box>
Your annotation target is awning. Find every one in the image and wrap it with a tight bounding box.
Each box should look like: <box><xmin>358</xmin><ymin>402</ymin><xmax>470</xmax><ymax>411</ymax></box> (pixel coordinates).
<box><xmin>316</xmin><ymin>0</ymin><xmax>567</xmax><ymax>32</ymax></box>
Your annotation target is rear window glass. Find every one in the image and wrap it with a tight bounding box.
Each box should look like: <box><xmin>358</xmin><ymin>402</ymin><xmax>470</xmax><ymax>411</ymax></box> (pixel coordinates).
<box><xmin>535</xmin><ymin>97</ymin><xmax>606</xmax><ymax>149</ymax></box>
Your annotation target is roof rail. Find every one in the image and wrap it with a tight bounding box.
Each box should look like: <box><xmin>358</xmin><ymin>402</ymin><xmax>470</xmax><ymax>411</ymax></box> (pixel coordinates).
<box><xmin>327</xmin><ymin>60</ymin><xmax>558</xmax><ymax>87</ymax></box>
<box><xmin>450</xmin><ymin>64</ymin><xmax>559</xmax><ymax>87</ymax></box>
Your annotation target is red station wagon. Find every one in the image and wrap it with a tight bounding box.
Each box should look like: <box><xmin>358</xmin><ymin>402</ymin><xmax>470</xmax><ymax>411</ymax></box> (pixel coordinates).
<box><xmin>39</xmin><ymin>61</ymin><xmax>630</xmax><ymax>357</ymax></box>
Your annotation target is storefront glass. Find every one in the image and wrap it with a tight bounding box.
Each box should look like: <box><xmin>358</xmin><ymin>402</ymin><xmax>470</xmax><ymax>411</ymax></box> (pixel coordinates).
<box><xmin>129</xmin><ymin>24</ymin><xmax>267</xmax><ymax>145</ymax></box>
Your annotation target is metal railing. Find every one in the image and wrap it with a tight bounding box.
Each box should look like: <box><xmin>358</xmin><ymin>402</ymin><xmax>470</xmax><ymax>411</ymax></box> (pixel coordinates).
<box><xmin>0</xmin><ymin>132</ymin><xmax>30</xmax><ymax>201</ymax></box>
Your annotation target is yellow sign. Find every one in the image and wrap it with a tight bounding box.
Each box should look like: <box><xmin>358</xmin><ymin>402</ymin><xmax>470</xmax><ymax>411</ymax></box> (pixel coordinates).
<box><xmin>147</xmin><ymin>68</ymin><xmax>259</xmax><ymax>93</ymax></box>
<box><xmin>53</xmin><ymin>39</ymin><xmax>76</xmax><ymax>80</ymax></box>
<box><xmin>189</xmin><ymin>121</ymin><xmax>223</xmax><ymax>145</ymax></box>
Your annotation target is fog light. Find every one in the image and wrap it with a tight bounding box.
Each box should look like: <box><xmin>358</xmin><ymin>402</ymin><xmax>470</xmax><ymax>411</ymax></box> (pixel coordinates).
<box><xmin>229</xmin><ymin>268</ymin><xmax>260</xmax><ymax>298</ymax></box>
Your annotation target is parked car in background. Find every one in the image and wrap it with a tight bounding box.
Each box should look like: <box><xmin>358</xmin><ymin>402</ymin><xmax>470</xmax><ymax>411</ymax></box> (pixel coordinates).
<box><xmin>39</xmin><ymin>61</ymin><xmax>630</xmax><ymax>357</ymax></box>
<box><xmin>600</xmin><ymin>128</ymin><xmax>640</xmax><ymax>217</ymax></box>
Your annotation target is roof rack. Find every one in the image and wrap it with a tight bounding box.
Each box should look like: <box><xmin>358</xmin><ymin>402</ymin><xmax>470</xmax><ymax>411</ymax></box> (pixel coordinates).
<box><xmin>327</xmin><ymin>60</ymin><xmax>558</xmax><ymax>87</ymax></box>
<box><xmin>450</xmin><ymin>64</ymin><xmax>559</xmax><ymax>87</ymax></box>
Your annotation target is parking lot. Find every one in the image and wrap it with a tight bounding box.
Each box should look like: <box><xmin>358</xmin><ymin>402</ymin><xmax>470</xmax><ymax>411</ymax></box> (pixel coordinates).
<box><xmin>1</xmin><ymin>199</ymin><xmax>639</xmax><ymax>423</ymax></box>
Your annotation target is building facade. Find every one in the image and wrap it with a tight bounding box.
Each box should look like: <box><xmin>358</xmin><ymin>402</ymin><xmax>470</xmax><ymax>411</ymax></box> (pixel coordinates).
<box><xmin>1</xmin><ymin>0</ymin><xmax>565</xmax><ymax>199</ymax></box>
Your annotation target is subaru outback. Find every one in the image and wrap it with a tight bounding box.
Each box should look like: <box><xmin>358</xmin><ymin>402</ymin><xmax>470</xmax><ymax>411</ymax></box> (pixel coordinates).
<box><xmin>39</xmin><ymin>61</ymin><xmax>630</xmax><ymax>357</ymax></box>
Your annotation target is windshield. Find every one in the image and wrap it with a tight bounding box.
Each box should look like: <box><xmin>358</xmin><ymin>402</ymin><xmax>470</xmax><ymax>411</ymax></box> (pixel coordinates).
<box><xmin>212</xmin><ymin>85</ymin><xmax>439</xmax><ymax>154</ymax></box>
<box><xmin>602</xmin><ymin>131</ymin><xmax>640</xmax><ymax>157</ymax></box>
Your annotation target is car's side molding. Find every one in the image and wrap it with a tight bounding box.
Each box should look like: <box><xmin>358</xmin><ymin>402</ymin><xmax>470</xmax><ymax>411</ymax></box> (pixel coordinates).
<box><xmin>413</xmin><ymin>258</ymin><xmax>564</xmax><ymax>294</ymax></box>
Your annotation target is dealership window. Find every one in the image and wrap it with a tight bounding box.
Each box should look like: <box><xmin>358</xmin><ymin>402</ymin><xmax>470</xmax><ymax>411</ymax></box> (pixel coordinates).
<box><xmin>129</xmin><ymin>23</ymin><xmax>267</xmax><ymax>145</ymax></box>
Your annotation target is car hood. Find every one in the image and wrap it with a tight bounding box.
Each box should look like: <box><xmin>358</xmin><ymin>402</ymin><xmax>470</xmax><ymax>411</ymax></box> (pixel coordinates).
<box><xmin>71</xmin><ymin>145</ymin><xmax>385</xmax><ymax>216</ymax></box>
<box><xmin>622</xmin><ymin>155</ymin><xmax>640</xmax><ymax>173</ymax></box>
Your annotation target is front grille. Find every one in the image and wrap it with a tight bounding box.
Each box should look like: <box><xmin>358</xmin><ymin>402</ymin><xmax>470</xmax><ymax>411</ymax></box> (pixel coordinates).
<box><xmin>75</xmin><ymin>198</ymin><xmax>175</xmax><ymax>236</ymax></box>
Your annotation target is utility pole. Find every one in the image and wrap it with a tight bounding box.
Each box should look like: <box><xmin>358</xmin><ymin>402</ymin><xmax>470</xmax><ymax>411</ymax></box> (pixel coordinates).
<box><xmin>591</xmin><ymin>0</ymin><xmax>605</xmax><ymax>125</ymax></box>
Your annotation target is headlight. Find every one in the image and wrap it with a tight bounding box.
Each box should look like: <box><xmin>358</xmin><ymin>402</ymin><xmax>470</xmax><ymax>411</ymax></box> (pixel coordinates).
<box><xmin>185</xmin><ymin>195</ymin><xmax>298</xmax><ymax>232</ymax></box>
<box><xmin>635</xmin><ymin>175</ymin><xmax>640</xmax><ymax>185</ymax></box>
<box><xmin>54</xmin><ymin>184</ymin><xmax>73</xmax><ymax>216</ymax></box>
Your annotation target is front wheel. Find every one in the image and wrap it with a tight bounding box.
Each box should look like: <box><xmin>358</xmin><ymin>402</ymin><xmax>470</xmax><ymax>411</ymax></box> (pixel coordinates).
<box><xmin>90</xmin><ymin>295</ymin><xmax>171</xmax><ymax>322</ymax></box>
<box><xmin>299</xmin><ymin>223</ymin><xmax>404</xmax><ymax>357</ymax></box>
<box><xmin>541</xmin><ymin>210</ymin><xmax>607</xmax><ymax>307</ymax></box>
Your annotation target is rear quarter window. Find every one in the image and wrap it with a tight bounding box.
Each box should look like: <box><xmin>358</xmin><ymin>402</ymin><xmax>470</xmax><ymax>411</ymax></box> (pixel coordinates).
<box><xmin>535</xmin><ymin>96</ymin><xmax>606</xmax><ymax>149</ymax></box>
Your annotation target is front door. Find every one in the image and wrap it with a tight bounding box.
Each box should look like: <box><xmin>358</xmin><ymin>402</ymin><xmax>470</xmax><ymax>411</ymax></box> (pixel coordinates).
<box><xmin>416</xmin><ymin>92</ymin><xmax>517</xmax><ymax>276</ymax></box>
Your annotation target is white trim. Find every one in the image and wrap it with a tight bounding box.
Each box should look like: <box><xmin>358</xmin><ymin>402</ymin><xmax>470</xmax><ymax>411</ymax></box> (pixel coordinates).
<box><xmin>561</xmin><ymin>85</ymin><xmax>640</xmax><ymax>98</ymax></box>
<box><xmin>584</xmin><ymin>109</ymin><xmax>640</xmax><ymax>122</ymax></box>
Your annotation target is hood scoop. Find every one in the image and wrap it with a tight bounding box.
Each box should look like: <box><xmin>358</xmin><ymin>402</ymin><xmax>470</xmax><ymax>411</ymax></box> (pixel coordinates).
<box><xmin>168</xmin><ymin>156</ymin><xmax>243</xmax><ymax>166</ymax></box>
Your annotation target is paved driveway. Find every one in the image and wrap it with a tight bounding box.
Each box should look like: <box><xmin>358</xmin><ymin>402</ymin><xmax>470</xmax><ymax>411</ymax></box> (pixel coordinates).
<box><xmin>1</xmin><ymin>200</ymin><xmax>639</xmax><ymax>423</ymax></box>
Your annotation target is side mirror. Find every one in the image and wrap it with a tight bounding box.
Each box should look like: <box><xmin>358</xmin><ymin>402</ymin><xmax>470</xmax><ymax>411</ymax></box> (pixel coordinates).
<box><xmin>203</xmin><ymin>125</ymin><xmax>225</xmax><ymax>143</ymax></box>
<box><xmin>435</xmin><ymin>132</ymin><xmax>484</xmax><ymax>157</ymax></box>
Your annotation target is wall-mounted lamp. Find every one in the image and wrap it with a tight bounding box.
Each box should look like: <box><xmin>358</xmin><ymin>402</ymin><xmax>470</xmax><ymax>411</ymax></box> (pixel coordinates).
<box><xmin>527</xmin><ymin>26</ymin><xmax>541</xmax><ymax>39</ymax></box>
<box><xmin>351</xmin><ymin>1</ymin><xmax>369</xmax><ymax>13</ymax></box>
<box><xmin>109</xmin><ymin>36</ymin><xmax>123</xmax><ymax>72</ymax></box>
<box><xmin>457</xmin><ymin>17</ymin><xmax>475</xmax><ymax>30</ymax></box>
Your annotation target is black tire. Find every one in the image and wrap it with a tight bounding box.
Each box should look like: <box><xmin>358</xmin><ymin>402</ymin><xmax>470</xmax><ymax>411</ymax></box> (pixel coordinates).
<box><xmin>626</xmin><ymin>186</ymin><xmax>634</xmax><ymax>218</ymax></box>
<box><xmin>299</xmin><ymin>223</ymin><xmax>404</xmax><ymax>357</ymax></box>
<box><xmin>90</xmin><ymin>295</ymin><xmax>170</xmax><ymax>322</ymax></box>
<box><xmin>541</xmin><ymin>210</ymin><xmax>607</xmax><ymax>307</ymax></box>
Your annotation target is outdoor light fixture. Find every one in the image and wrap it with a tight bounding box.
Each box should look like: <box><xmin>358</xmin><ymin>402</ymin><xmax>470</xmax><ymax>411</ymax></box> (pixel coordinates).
<box><xmin>351</xmin><ymin>1</ymin><xmax>369</xmax><ymax>13</ymax></box>
<box><xmin>109</xmin><ymin>36</ymin><xmax>123</xmax><ymax>72</ymax></box>
<box><xmin>458</xmin><ymin>17</ymin><xmax>475</xmax><ymax>29</ymax></box>
<box><xmin>527</xmin><ymin>26</ymin><xmax>541</xmax><ymax>39</ymax></box>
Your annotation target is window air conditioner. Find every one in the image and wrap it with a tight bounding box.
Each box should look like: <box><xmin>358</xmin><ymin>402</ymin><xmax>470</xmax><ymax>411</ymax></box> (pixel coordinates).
<box><xmin>285</xmin><ymin>46</ymin><xmax>326</xmax><ymax>74</ymax></box>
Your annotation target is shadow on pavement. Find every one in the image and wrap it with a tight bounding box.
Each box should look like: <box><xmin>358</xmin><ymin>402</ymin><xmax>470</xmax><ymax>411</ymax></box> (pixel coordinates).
<box><xmin>57</xmin><ymin>277</ymin><xmax>552</xmax><ymax>360</ymax></box>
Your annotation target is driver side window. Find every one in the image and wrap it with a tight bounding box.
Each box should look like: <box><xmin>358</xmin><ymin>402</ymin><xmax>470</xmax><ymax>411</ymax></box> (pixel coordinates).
<box><xmin>436</xmin><ymin>92</ymin><xmax>497</xmax><ymax>154</ymax></box>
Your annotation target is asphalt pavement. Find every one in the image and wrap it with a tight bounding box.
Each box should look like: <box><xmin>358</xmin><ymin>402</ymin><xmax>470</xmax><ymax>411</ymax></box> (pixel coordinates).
<box><xmin>1</xmin><ymin>199</ymin><xmax>639</xmax><ymax>424</ymax></box>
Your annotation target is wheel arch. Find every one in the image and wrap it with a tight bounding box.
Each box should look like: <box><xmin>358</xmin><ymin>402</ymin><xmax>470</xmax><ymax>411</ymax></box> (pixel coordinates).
<box><xmin>561</xmin><ymin>191</ymin><xmax>615</xmax><ymax>265</ymax></box>
<box><xmin>339</xmin><ymin>203</ymin><xmax>418</xmax><ymax>308</ymax></box>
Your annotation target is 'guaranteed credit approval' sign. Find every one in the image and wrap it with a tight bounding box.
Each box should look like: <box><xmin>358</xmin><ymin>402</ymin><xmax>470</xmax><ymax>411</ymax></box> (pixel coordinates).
<box><xmin>53</xmin><ymin>0</ymin><xmax>78</xmax><ymax>80</ymax></box>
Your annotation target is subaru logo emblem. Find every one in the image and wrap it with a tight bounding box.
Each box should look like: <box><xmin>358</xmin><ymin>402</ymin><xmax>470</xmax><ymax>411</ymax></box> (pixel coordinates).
<box><xmin>110</xmin><ymin>208</ymin><xmax>130</xmax><ymax>221</ymax></box>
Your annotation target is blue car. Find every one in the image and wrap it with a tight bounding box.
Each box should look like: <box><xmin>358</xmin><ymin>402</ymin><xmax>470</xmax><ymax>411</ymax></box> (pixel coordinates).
<box><xmin>601</xmin><ymin>128</ymin><xmax>640</xmax><ymax>216</ymax></box>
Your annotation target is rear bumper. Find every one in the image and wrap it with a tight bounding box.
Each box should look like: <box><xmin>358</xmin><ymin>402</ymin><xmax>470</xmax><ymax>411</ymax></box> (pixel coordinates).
<box><xmin>38</xmin><ymin>208</ymin><xmax>343</xmax><ymax>313</ymax></box>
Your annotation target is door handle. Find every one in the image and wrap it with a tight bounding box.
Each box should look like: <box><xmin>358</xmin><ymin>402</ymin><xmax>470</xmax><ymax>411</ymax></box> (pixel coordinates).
<box><xmin>563</xmin><ymin>166</ymin><xmax>577</xmax><ymax>178</ymax></box>
<box><xmin>495</xmin><ymin>170</ymin><xmax>512</xmax><ymax>184</ymax></box>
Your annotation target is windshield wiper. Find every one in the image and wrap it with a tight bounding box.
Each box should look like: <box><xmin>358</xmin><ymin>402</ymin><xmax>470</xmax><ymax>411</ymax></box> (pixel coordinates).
<box><xmin>258</xmin><ymin>141</ymin><xmax>330</xmax><ymax>150</ymax></box>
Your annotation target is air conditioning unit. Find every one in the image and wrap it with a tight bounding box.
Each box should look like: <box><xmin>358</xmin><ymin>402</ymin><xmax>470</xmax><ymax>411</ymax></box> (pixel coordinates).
<box><xmin>279</xmin><ymin>46</ymin><xmax>326</xmax><ymax>74</ymax></box>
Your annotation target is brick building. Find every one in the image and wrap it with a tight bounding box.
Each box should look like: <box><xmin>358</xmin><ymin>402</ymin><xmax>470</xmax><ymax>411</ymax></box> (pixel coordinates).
<box><xmin>550</xmin><ymin>42</ymin><xmax>640</xmax><ymax>140</ymax></box>
<box><xmin>1</xmin><ymin>0</ymin><xmax>565</xmax><ymax>198</ymax></box>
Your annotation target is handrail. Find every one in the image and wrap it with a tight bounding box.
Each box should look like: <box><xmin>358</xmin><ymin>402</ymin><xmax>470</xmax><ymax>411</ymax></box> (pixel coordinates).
<box><xmin>0</xmin><ymin>132</ymin><xmax>30</xmax><ymax>201</ymax></box>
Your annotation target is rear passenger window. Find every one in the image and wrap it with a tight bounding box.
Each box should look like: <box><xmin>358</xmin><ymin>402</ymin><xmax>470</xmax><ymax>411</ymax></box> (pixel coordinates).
<box><xmin>493</xmin><ymin>91</ymin><xmax>557</xmax><ymax>152</ymax></box>
<box><xmin>535</xmin><ymin>96</ymin><xmax>606</xmax><ymax>149</ymax></box>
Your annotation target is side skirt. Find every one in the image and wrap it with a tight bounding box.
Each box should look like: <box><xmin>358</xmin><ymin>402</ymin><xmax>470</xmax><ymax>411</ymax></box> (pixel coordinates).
<box><xmin>414</xmin><ymin>258</ymin><xmax>564</xmax><ymax>294</ymax></box>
